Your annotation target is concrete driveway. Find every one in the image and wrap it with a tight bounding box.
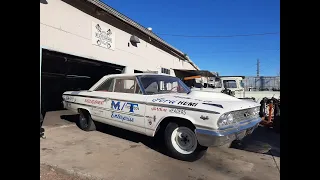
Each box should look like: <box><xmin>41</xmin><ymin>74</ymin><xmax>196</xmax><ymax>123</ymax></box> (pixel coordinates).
<box><xmin>41</xmin><ymin>111</ymin><xmax>280</xmax><ymax>180</ymax></box>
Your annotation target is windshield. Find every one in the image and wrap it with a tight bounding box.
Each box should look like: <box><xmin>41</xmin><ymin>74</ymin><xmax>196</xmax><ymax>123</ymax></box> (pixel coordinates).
<box><xmin>223</xmin><ymin>80</ymin><xmax>237</xmax><ymax>88</ymax></box>
<box><xmin>138</xmin><ymin>75</ymin><xmax>191</xmax><ymax>95</ymax></box>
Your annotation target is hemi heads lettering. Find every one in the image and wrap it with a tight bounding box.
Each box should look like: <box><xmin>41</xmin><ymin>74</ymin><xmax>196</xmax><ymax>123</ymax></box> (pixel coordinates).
<box><xmin>177</xmin><ymin>101</ymin><xmax>198</xmax><ymax>107</ymax></box>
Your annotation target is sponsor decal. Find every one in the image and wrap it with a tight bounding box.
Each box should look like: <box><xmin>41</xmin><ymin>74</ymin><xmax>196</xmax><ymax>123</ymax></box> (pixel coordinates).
<box><xmin>169</xmin><ymin>108</ymin><xmax>186</xmax><ymax>115</ymax></box>
<box><xmin>111</xmin><ymin>100</ymin><xmax>139</xmax><ymax>113</ymax></box>
<box><xmin>146</xmin><ymin>115</ymin><xmax>157</xmax><ymax>125</ymax></box>
<box><xmin>111</xmin><ymin>112</ymin><xmax>134</xmax><ymax>122</ymax></box>
<box><xmin>177</xmin><ymin>101</ymin><xmax>198</xmax><ymax>107</ymax></box>
<box><xmin>146</xmin><ymin>115</ymin><xmax>156</xmax><ymax>122</ymax></box>
<box><xmin>84</xmin><ymin>99</ymin><xmax>105</xmax><ymax>105</ymax></box>
<box><xmin>200</xmin><ymin>115</ymin><xmax>209</xmax><ymax>120</ymax></box>
<box><xmin>152</xmin><ymin>98</ymin><xmax>176</xmax><ymax>104</ymax></box>
<box><xmin>151</xmin><ymin>107</ymin><xmax>167</xmax><ymax>112</ymax></box>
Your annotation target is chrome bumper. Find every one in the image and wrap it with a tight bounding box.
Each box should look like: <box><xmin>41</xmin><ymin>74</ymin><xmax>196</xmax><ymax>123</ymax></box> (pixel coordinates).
<box><xmin>195</xmin><ymin>118</ymin><xmax>261</xmax><ymax>147</ymax></box>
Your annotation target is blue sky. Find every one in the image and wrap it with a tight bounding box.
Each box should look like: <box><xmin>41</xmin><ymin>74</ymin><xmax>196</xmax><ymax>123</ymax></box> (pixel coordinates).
<box><xmin>103</xmin><ymin>0</ymin><xmax>280</xmax><ymax>76</ymax></box>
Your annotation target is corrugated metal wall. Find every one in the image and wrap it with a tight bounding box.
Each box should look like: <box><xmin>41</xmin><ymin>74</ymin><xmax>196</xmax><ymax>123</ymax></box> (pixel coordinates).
<box><xmin>242</xmin><ymin>76</ymin><xmax>280</xmax><ymax>91</ymax></box>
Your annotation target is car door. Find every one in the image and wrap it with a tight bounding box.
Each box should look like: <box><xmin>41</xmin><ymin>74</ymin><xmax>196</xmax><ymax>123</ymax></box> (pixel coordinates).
<box><xmin>104</xmin><ymin>76</ymin><xmax>147</xmax><ymax>135</ymax></box>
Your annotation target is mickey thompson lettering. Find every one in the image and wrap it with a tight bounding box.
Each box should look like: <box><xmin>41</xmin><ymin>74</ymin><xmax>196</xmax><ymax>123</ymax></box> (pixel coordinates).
<box><xmin>177</xmin><ymin>101</ymin><xmax>198</xmax><ymax>107</ymax></box>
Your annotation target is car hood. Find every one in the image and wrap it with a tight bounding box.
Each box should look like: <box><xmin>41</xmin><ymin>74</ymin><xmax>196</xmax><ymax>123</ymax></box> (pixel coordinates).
<box><xmin>147</xmin><ymin>90</ymin><xmax>260</xmax><ymax>113</ymax></box>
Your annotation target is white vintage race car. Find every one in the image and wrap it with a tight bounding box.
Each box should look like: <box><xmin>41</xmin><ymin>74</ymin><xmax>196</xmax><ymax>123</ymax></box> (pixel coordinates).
<box><xmin>62</xmin><ymin>73</ymin><xmax>261</xmax><ymax>161</ymax></box>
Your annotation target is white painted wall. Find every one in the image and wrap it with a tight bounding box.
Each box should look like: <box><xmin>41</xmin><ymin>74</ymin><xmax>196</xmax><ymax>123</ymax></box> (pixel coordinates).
<box><xmin>40</xmin><ymin>0</ymin><xmax>196</xmax><ymax>75</ymax></box>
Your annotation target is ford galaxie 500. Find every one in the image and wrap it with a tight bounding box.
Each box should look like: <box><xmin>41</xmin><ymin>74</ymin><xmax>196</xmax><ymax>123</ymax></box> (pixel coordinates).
<box><xmin>62</xmin><ymin>73</ymin><xmax>261</xmax><ymax>161</ymax></box>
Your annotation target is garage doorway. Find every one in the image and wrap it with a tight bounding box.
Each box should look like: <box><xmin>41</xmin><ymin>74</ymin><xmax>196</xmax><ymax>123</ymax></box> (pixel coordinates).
<box><xmin>41</xmin><ymin>49</ymin><xmax>124</xmax><ymax>116</ymax></box>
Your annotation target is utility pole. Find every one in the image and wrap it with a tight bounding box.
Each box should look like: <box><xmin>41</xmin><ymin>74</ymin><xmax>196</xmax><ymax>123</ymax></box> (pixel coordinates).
<box><xmin>256</xmin><ymin>59</ymin><xmax>260</xmax><ymax>77</ymax></box>
<box><xmin>255</xmin><ymin>59</ymin><xmax>260</xmax><ymax>90</ymax></box>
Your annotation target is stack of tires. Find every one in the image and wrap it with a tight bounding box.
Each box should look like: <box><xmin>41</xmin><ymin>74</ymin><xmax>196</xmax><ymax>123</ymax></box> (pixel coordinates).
<box><xmin>259</xmin><ymin>97</ymin><xmax>280</xmax><ymax>133</ymax></box>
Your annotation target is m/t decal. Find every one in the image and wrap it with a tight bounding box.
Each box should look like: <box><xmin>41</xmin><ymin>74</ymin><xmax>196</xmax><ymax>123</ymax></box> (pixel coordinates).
<box><xmin>111</xmin><ymin>100</ymin><xmax>139</xmax><ymax>113</ymax></box>
<box><xmin>126</xmin><ymin>102</ymin><xmax>139</xmax><ymax>113</ymax></box>
<box><xmin>111</xmin><ymin>101</ymin><xmax>121</xmax><ymax>110</ymax></box>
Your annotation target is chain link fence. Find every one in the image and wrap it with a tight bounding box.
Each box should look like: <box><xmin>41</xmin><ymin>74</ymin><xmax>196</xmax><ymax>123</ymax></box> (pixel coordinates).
<box><xmin>242</xmin><ymin>76</ymin><xmax>280</xmax><ymax>91</ymax></box>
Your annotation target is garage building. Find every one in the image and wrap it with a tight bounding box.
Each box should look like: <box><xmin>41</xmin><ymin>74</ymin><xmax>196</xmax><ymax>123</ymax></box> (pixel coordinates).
<box><xmin>40</xmin><ymin>0</ymin><xmax>199</xmax><ymax>115</ymax></box>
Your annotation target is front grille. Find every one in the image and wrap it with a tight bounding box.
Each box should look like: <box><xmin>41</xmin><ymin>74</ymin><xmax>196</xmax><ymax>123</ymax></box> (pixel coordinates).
<box><xmin>232</xmin><ymin>108</ymin><xmax>258</xmax><ymax>122</ymax></box>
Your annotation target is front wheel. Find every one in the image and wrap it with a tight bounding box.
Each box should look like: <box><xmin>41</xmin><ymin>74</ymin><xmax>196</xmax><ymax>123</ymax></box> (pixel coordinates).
<box><xmin>164</xmin><ymin>122</ymin><xmax>208</xmax><ymax>161</ymax></box>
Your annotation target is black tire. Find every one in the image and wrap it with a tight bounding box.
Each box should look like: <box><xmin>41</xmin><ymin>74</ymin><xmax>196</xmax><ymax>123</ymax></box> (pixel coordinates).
<box><xmin>76</xmin><ymin>109</ymin><xmax>96</xmax><ymax>131</ymax></box>
<box><xmin>164</xmin><ymin>122</ymin><xmax>208</xmax><ymax>162</ymax></box>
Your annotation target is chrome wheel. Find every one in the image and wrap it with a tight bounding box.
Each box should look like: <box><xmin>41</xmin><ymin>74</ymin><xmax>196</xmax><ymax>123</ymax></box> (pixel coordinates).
<box><xmin>171</xmin><ymin>127</ymin><xmax>197</xmax><ymax>155</ymax></box>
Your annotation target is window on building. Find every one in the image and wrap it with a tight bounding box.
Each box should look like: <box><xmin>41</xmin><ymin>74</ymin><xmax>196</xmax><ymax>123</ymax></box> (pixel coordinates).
<box><xmin>223</xmin><ymin>80</ymin><xmax>237</xmax><ymax>88</ymax></box>
<box><xmin>95</xmin><ymin>78</ymin><xmax>115</xmax><ymax>92</ymax></box>
<box><xmin>113</xmin><ymin>77</ymin><xmax>141</xmax><ymax>94</ymax></box>
<box><xmin>161</xmin><ymin>68</ymin><xmax>170</xmax><ymax>75</ymax></box>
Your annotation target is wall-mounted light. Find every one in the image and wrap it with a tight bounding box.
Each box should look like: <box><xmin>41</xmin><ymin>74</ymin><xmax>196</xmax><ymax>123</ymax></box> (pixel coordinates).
<box><xmin>130</xmin><ymin>35</ymin><xmax>140</xmax><ymax>44</ymax></box>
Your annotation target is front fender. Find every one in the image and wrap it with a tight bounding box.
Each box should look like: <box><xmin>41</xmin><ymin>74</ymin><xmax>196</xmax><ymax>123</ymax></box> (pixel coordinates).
<box><xmin>152</xmin><ymin>114</ymin><xmax>198</xmax><ymax>136</ymax></box>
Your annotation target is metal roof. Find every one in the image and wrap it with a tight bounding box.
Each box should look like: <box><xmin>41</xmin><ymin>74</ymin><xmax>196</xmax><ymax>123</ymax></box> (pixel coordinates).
<box><xmin>86</xmin><ymin>0</ymin><xmax>199</xmax><ymax>70</ymax></box>
<box><xmin>173</xmin><ymin>69</ymin><xmax>216</xmax><ymax>77</ymax></box>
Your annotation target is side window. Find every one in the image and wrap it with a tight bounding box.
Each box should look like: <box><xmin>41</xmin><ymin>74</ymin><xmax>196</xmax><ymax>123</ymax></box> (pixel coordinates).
<box><xmin>113</xmin><ymin>78</ymin><xmax>141</xmax><ymax>94</ymax></box>
<box><xmin>95</xmin><ymin>78</ymin><xmax>114</xmax><ymax>92</ymax></box>
<box><xmin>223</xmin><ymin>80</ymin><xmax>237</xmax><ymax>88</ymax></box>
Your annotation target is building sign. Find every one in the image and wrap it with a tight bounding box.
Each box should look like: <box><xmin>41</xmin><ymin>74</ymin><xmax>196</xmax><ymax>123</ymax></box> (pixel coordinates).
<box><xmin>92</xmin><ymin>22</ymin><xmax>115</xmax><ymax>50</ymax></box>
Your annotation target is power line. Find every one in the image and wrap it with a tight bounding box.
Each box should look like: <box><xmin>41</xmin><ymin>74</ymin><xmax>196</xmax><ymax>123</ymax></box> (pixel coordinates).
<box><xmin>192</xmin><ymin>48</ymin><xmax>280</xmax><ymax>54</ymax></box>
<box><xmin>156</xmin><ymin>32</ymin><xmax>279</xmax><ymax>38</ymax></box>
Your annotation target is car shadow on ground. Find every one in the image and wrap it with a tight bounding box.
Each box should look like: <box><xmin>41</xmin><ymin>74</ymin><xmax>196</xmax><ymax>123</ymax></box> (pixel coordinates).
<box><xmin>60</xmin><ymin>114</ymin><xmax>169</xmax><ymax>155</ymax></box>
<box><xmin>230</xmin><ymin>126</ymin><xmax>280</xmax><ymax>157</ymax></box>
<box><xmin>61</xmin><ymin>114</ymin><xmax>280</xmax><ymax>158</ymax></box>
<box><xmin>61</xmin><ymin>114</ymin><xmax>79</xmax><ymax>123</ymax></box>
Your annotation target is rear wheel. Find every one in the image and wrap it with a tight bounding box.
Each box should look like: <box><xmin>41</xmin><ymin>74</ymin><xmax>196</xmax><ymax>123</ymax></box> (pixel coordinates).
<box><xmin>164</xmin><ymin>122</ymin><xmax>207</xmax><ymax>161</ymax></box>
<box><xmin>77</xmin><ymin>109</ymin><xmax>96</xmax><ymax>131</ymax></box>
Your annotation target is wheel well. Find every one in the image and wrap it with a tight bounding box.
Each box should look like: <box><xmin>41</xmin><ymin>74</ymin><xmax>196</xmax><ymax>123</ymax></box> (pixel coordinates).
<box><xmin>154</xmin><ymin>116</ymin><xmax>196</xmax><ymax>136</ymax></box>
<box><xmin>78</xmin><ymin>108</ymin><xmax>90</xmax><ymax>115</ymax></box>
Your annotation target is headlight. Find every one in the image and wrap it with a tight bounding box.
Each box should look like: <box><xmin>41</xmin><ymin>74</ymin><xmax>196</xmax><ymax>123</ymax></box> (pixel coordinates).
<box><xmin>217</xmin><ymin>113</ymin><xmax>236</xmax><ymax>129</ymax></box>
<box><xmin>251</xmin><ymin>107</ymin><xmax>259</xmax><ymax>116</ymax></box>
